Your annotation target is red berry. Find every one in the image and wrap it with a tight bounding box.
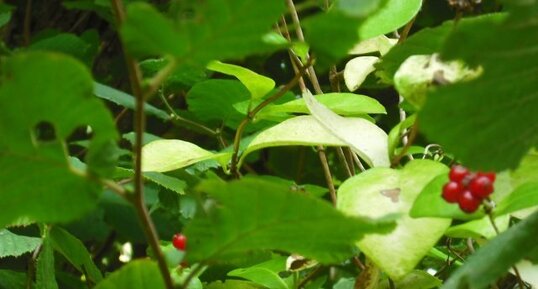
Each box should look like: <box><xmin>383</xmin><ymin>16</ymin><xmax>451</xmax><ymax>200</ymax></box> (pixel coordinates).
<box><xmin>458</xmin><ymin>190</ymin><xmax>482</xmax><ymax>213</ymax></box>
<box><xmin>172</xmin><ymin>234</ymin><xmax>186</xmax><ymax>251</ymax></box>
<box><xmin>449</xmin><ymin>165</ymin><xmax>469</xmax><ymax>183</ymax></box>
<box><xmin>469</xmin><ymin>176</ymin><xmax>494</xmax><ymax>198</ymax></box>
<box><xmin>442</xmin><ymin>181</ymin><xmax>463</xmax><ymax>203</ymax></box>
<box><xmin>477</xmin><ymin>172</ymin><xmax>496</xmax><ymax>182</ymax></box>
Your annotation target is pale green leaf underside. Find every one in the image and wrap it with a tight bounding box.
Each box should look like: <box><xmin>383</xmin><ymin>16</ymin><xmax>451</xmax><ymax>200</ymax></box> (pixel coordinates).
<box><xmin>94</xmin><ymin>260</ymin><xmax>165</xmax><ymax>289</ymax></box>
<box><xmin>344</xmin><ymin>56</ymin><xmax>379</xmax><ymax>92</ymax></box>
<box><xmin>185</xmin><ymin>177</ymin><xmax>395</xmax><ymax>264</ymax></box>
<box><xmin>141</xmin><ymin>139</ymin><xmax>230</xmax><ymax>172</ymax></box>
<box><xmin>239</xmin><ymin>115</ymin><xmax>385</xmax><ymax>168</ymax></box>
<box><xmin>303</xmin><ymin>90</ymin><xmax>390</xmax><ymax>167</ymax></box>
<box><xmin>337</xmin><ymin>160</ymin><xmax>450</xmax><ymax>280</ymax></box>
<box><xmin>207</xmin><ymin>61</ymin><xmax>275</xmax><ymax>100</ymax></box>
<box><xmin>0</xmin><ymin>230</ymin><xmax>41</xmax><ymax>258</ymax></box>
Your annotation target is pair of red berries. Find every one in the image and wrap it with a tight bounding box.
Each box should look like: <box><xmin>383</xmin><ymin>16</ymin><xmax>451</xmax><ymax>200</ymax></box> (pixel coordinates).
<box><xmin>442</xmin><ymin>165</ymin><xmax>496</xmax><ymax>213</ymax></box>
<box><xmin>172</xmin><ymin>233</ymin><xmax>186</xmax><ymax>251</ymax></box>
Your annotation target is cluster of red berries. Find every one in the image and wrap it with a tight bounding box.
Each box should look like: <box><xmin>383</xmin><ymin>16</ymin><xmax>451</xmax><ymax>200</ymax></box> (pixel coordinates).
<box><xmin>172</xmin><ymin>233</ymin><xmax>186</xmax><ymax>251</ymax></box>
<box><xmin>442</xmin><ymin>165</ymin><xmax>496</xmax><ymax>213</ymax></box>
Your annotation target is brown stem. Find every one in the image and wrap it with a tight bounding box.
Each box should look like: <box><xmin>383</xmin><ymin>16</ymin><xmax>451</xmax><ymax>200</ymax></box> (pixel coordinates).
<box><xmin>110</xmin><ymin>1</ymin><xmax>174</xmax><ymax>288</ymax></box>
<box><xmin>24</xmin><ymin>0</ymin><xmax>32</xmax><ymax>46</ymax></box>
<box><xmin>391</xmin><ymin>121</ymin><xmax>418</xmax><ymax>167</ymax></box>
<box><xmin>318</xmin><ymin>146</ymin><xmax>337</xmax><ymax>205</ymax></box>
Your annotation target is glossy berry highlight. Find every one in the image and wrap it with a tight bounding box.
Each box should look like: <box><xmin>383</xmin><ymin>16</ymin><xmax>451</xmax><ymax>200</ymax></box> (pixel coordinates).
<box><xmin>469</xmin><ymin>176</ymin><xmax>494</xmax><ymax>199</ymax></box>
<box><xmin>458</xmin><ymin>190</ymin><xmax>482</xmax><ymax>213</ymax></box>
<box><xmin>442</xmin><ymin>181</ymin><xmax>463</xmax><ymax>203</ymax></box>
<box><xmin>441</xmin><ymin>165</ymin><xmax>496</xmax><ymax>213</ymax></box>
<box><xmin>172</xmin><ymin>233</ymin><xmax>186</xmax><ymax>251</ymax></box>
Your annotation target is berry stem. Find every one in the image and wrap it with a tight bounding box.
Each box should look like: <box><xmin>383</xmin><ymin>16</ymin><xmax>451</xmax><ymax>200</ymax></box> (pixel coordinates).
<box><xmin>484</xmin><ymin>202</ymin><xmax>528</xmax><ymax>289</ymax></box>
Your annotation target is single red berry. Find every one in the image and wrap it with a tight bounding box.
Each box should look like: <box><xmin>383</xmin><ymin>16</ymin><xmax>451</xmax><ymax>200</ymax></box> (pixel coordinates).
<box><xmin>442</xmin><ymin>181</ymin><xmax>463</xmax><ymax>203</ymax></box>
<box><xmin>458</xmin><ymin>190</ymin><xmax>482</xmax><ymax>213</ymax></box>
<box><xmin>449</xmin><ymin>165</ymin><xmax>469</xmax><ymax>183</ymax></box>
<box><xmin>172</xmin><ymin>234</ymin><xmax>186</xmax><ymax>251</ymax></box>
<box><xmin>477</xmin><ymin>172</ymin><xmax>496</xmax><ymax>182</ymax></box>
<box><xmin>469</xmin><ymin>175</ymin><xmax>494</xmax><ymax>198</ymax></box>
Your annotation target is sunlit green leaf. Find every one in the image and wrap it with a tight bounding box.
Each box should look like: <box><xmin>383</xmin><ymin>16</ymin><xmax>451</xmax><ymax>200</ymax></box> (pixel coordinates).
<box><xmin>338</xmin><ymin>160</ymin><xmax>451</xmax><ymax>280</ymax></box>
<box><xmin>142</xmin><ymin>139</ymin><xmax>230</xmax><ymax>172</ymax></box>
<box><xmin>185</xmin><ymin>177</ymin><xmax>395</xmax><ymax>264</ymax></box>
<box><xmin>207</xmin><ymin>61</ymin><xmax>275</xmax><ymax>100</ymax></box>
<box><xmin>445</xmin><ymin>215</ymin><xmax>510</xmax><ymax>239</ymax></box>
<box><xmin>260</xmin><ymin>93</ymin><xmax>385</xmax><ymax>117</ymax></box>
<box><xmin>228</xmin><ymin>256</ymin><xmax>289</xmax><ymax>289</ymax></box>
<box><xmin>359</xmin><ymin>0</ymin><xmax>422</xmax><ymax>39</ymax></box>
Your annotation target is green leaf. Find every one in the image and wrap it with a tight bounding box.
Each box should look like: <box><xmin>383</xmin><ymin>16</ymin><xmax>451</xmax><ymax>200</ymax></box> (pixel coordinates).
<box><xmin>420</xmin><ymin>4</ymin><xmax>538</xmax><ymax>170</ymax></box>
<box><xmin>0</xmin><ymin>230</ymin><xmax>41</xmax><ymax>258</ymax></box>
<box><xmin>94</xmin><ymin>260</ymin><xmax>165</xmax><ymax>289</ymax></box>
<box><xmin>238</xmin><ymin>115</ymin><xmax>382</xmax><ymax>168</ymax></box>
<box><xmin>303</xmin><ymin>10</ymin><xmax>363</xmax><ymax>69</ymax></box>
<box><xmin>185</xmin><ymin>177</ymin><xmax>395</xmax><ymax>264</ymax></box>
<box><xmin>410</xmin><ymin>174</ymin><xmax>484</xmax><ymax>220</ymax></box>
<box><xmin>337</xmin><ymin>0</ymin><xmax>382</xmax><ymax>17</ymax></box>
<box><xmin>495</xmin><ymin>182</ymin><xmax>538</xmax><ymax>216</ymax></box>
<box><xmin>0</xmin><ymin>52</ymin><xmax>117</xmax><ymax>229</ymax></box>
<box><xmin>0</xmin><ymin>270</ymin><xmax>26</xmax><ymax>289</ymax></box>
<box><xmin>187</xmin><ymin>79</ymin><xmax>250</xmax><ymax>129</ymax></box>
<box><xmin>142</xmin><ymin>139</ymin><xmax>230</xmax><ymax>172</ymax></box>
<box><xmin>28</xmin><ymin>32</ymin><xmax>98</xmax><ymax>67</ymax></box>
<box><xmin>122</xmin><ymin>0</ymin><xmax>285</xmax><ymax>64</ymax></box>
<box><xmin>445</xmin><ymin>215</ymin><xmax>510</xmax><ymax>239</ymax></box>
<box><xmin>337</xmin><ymin>160</ymin><xmax>451</xmax><ymax>280</ymax></box>
<box><xmin>359</xmin><ymin>0</ymin><xmax>422</xmax><ymax>39</ymax></box>
<box><xmin>379</xmin><ymin>270</ymin><xmax>442</xmax><ymax>289</ymax></box>
<box><xmin>394</xmin><ymin>54</ymin><xmax>481</xmax><ymax>109</ymax></box>
<box><xmin>49</xmin><ymin>227</ymin><xmax>102</xmax><ymax>283</ymax></box>
<box><xmin>115</xmin><ymin>168</ymin><xmax>187</xmax><ymax>194</ymax></box>
<box><xmin>94</xmin><ymin>82</ymin><xmax>170</xmax><ymax>120</ymax></box>
<box><xmin>303</xmin><ymin>90</ymin><xmax>390</xmax><ymax>167</ymax></box>
<box><xmin>260</xmin><ymin>93</ymin><xmax>386</xmax><ymax>117</ymax></box>
<box><xmin>207</xmin><ymin>61</ymin><xmax>275</xmax><ymax>100</ymax></box>
<box><xmin>121</xmin><ymin>3</ymin><xmax>184</xmax><ymax>57</ymax></box>
<box><xmin>343</xmin><ymin>56</ymin><xmax>379</xmax><ymax>92</ymax></box>
<box><xmin>36</xmin><ymin>237</ymin><xmax>59</xmax><ymax>289</ymax></box>
<box><xmin>378</xmin><ymin>14</ymin><xmax>505</xmax><ymax>81</ymax></box>
<box><xmin>228</xmin><ymin>256</ymin><xmax>289</xmax><ymax>289</ymax></box>
<box><xmin>441</xmin><ymin>211</ymin><xmax>538</xmax><ymax>289</ymax></box>
<box><xmin>511</xmin><ymin>150</ymin><xmax>538</xmax><ymax>187</ymax></box>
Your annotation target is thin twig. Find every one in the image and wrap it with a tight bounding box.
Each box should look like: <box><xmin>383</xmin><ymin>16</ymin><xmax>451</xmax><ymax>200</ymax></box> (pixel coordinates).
<box><xmin>24</xmin><ymin>0</ymin><xmax>32</xmax><ymax>46</ymax></box>
<box><xmin>110</xmin><ymin>1</ymin><xmax>174</xmax><ymax>288</ymax></box>
<box><xmin>179</xmin><ymin>264</ymin><xmax>205</xmax><ymax>289</ymax></box>
<box><xmin>336</xmin><ymin>147</ymin><xmax>353</xmax><ymax>178</ymax></box>
<box><xmin>391</xmin><ymin>121</ymin><xmax>418</xmax><ymax>167</ymax></box>
<box><xmin>317</xmin><ymin>146</ymin><xmax>337</xmax><ymax>205</ymax></box>
<box><xmin>159</xmin><ymin>92</ymin><xmax>218</xmax><ymax>137</ymax></box>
